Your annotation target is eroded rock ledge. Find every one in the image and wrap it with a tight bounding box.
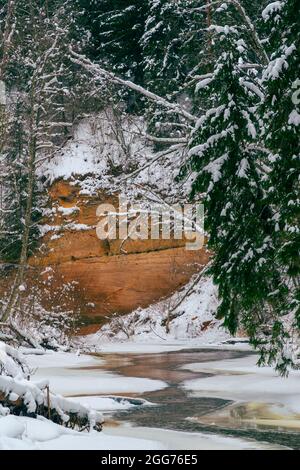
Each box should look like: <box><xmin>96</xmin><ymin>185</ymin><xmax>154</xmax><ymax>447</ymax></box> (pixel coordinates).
<box><xmin>27</xmin><ymin>180</ymin><xmax>210</xmax><ymax>332</ymax></box>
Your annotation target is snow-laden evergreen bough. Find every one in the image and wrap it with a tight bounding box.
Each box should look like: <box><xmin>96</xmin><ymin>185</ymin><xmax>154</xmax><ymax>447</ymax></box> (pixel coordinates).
<box><xmin>0</xmin><ymin>341</ymin><xmax>103</xmax><ymax>430</ymax></box>
<box><xmin>258</xmin><ymin>0</ymin><xmax>300</xmax><ymax>374</ymax></box>
<box><xmin>179</xmin><ymin>21</ymin><xmax>290</xmax><ymax>371</ymax></box>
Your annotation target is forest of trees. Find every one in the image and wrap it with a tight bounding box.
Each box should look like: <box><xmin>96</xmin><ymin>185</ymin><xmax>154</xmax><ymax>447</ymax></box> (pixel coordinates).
<box><xmin>0</xmin><ymin>0</ymin><xmax>299</xmax><ymax>374</ymax></box>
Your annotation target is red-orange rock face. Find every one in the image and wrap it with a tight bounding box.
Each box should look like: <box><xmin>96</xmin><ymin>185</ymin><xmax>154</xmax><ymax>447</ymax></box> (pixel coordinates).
<box><xmin>27</xmin><ymin>180</ymin><xmax>210</xmax><ymax>332</ymax></box>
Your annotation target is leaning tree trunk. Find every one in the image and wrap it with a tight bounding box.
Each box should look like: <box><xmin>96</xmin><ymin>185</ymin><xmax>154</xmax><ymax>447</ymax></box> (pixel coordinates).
<box><xmin>1</xmin><ymin>97</ymin><xmax>37</xmax><ymax>324</ymax></box>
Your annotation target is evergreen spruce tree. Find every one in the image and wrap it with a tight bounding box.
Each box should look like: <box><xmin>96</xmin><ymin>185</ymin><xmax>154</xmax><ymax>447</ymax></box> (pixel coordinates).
<box><xmin>76</xmin><ymin>0</ymin><xmax>148</xmax><ymax>111</ymax></box>
<box><xmin>141</xmin><ymin>0</ymin><xmax>204</xmax><ymax>139</ymax></box>
<box><xmin>182</xmin><ymin>24</ymin><xmax>288</xmax><ymax>370</ymax></box>
<box><xmin>260</xmin><ymin>0</ymin><xmax>300</xmax><ymax>369</ymax></box>
<box><xmin>142</xmin><ymin>0</ymin><xmax>190</xmax><ymax>96</ymax></box>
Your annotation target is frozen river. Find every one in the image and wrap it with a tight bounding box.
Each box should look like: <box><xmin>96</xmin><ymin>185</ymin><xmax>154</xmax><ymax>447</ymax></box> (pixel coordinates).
<box><xmin>27</xmin><ymin>346</ymin><xmax>300</xmax><ymax>450</ymax></box>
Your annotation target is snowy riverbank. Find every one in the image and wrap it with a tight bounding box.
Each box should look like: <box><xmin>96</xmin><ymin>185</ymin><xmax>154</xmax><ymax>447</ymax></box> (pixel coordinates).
<box><xmin>1</xmin><ymin>346</ymin><xmax>299</xmax><ymax>450</ymax></box>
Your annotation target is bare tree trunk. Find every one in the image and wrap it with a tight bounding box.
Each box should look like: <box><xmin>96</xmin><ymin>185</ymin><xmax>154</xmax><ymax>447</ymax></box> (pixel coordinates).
<box><xmin>0</xmin><ymin>0</ymin><xmax>16</xmax><ymax>79</ymax></box>
<box><xmin>1</xmin><ymin>92</ymin><xmax>37</xmax><ymax>324</ymax></box>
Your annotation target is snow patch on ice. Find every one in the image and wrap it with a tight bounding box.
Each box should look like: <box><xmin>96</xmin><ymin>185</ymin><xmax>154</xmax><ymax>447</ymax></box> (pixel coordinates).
<box><xmin>183</xmin><ymin>354</ymin><xmax>300</xmax><ymax>415</ymax></box>
<box><xmin>0</xmin><ymin>415</ymin><xmax>163</xmax><ymax>450</ymax></box>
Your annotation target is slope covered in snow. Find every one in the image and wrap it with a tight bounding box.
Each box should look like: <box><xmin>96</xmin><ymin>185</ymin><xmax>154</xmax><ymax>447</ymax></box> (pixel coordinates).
<box><xmin>39</xmin><ymin>111</ymin><xmax>191</xmax><ymax>203</ymax></box>
<box><xmin>82</xmin><ymin>276</ymin><xmax>231</xmax><ymax>349</ymax></box>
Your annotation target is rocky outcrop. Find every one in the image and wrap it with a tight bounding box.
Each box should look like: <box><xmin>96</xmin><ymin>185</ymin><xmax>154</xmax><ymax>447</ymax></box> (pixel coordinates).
<box><xmin>28</xmin><ymin>180</ymin><xmax>210</xmax><ymax>333</ymax></box>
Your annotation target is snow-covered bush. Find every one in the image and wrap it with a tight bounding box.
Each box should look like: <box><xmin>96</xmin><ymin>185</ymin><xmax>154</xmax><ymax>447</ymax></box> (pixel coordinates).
<box><xmin>0</xmin><ymin>341</ymin><xmax>103</xmax><ymax>431</ymax></box>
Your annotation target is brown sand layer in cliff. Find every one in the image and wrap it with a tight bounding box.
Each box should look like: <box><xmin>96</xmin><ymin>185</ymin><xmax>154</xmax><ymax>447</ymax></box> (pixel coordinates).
<box><xmin>2</xmin><ymin>179</ymin><xmax>210</xmax><ymax>333</ymax></box>
<box><xmin>41</xmin><ymin>246</ymin><xmax>210</xmax><ymax>332</ymax></box>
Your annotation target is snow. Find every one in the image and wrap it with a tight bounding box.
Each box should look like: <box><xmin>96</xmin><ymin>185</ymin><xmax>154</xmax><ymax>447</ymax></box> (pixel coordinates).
<box><xmin>105</xmin><ymin>425</ymin><xmax>286</xmax><ymax>451</ymax></box>
<box><xmin>69</xmin><ymin>396</ymin><xmax>151</xmax><ymax>412</ymax></box>
<box><xmin>40</xmin><ymin>119</ymin><xmax>107</xmax><ymax>183</ymax></box>
<box><xmin>189</xmin><ymin>125</ymin><xmax>235</xmax><ymax>158</ymax></box>
<box><xmin>39</xmin><ymin>222</ymin><xmax>94</xmax><ymax>236</ymax></box>
<box><xmin>82</xmin><ymin>276</ymin><xmax>231</xmax><ymax>349</ymax></box>
<box><xmin>37</xmin><ymin>111</ymin><xmax>191</xmax><ymax>207</ymax></box>
<box><xmin>237</xmin><ymin>158</ymin><xmax>249</xmax><ymax>178</ymax></box>
<box><xmin>216</xmin><ymin>3</ymin><xmax>228</xmax><ymax>13</ymax></box>
<box><xmin>2</xmin><ymin>345</ymin><xmax>294</xmax><ymax>450</ymax></box>
<box><xmin>264</xmin><ymin>44</ymin><xmax>296</xmax><ymax>81</ymax></box>
<box><xmin>39</xmin><ymin>111</ymin><xmax>156</xmax><ymax>192</ymax></box>
<box><xmin>288</xmin><ymin>110</ymin><xmax>300</xmax><ymax>126</ymax></box>
<box><xmin>63</xmin><ymin>222</ymin><xmax>93</xmax><ymax>231</ymax></box>
<box><xmin>7</xmin><ymin>375</ymin><xmax>272</xmax><ymax>450</ymax></box>
<box><xmin>0</xmin><ymin>343</ymin><xmax>103</xmax><ymax>434</ymax></box>
<box><xmin>203</xmin><ymin>154</ymin><xmax>229</xmax><ymax>185</ymax></box>
<box><xmin>262</xmin><ymin>2</ymin><xmax>283</xmax><ymax>21</ymax></box>
<box><xmin>0</xmin><ymin>341</ymin><xmax>25</xmax><ymax>377</ymax></box>
<box><xmin>195</xmin><ymin>77</ymin><xmax>213</xmax><ymax>93</ymax></box>
<box><xmin>84</xmin><ymin>340</ymin><xmax>251</xmax><ymax>355</ymax></box>
<box><xmin>39</xmin><ymin>432</ymin><xmax>162</xmax><ymax>451</ymax></box>
<box><xmin>26</xmin><ymin>352</ymin><xmax>167</xmax><ymax>397</ymax></box>
<box><xmin>0</xmin><ymin>346</ymin><xmax>166</xmax><ymax>450</ymax></box>
<box><xmin>241</xmin><ymin>79</ymin><xmax>264</xmax><ymax>101</ymax></box>
<box><xmin>0</xmin><ymin>372</ymin><xmax>104</xmax><ymax>424</ymax></box>
<box><xmin>50</xmin><ymin>233</ymin><xmax>61</xmax><ymax>240</ymax></box>
<box><xmin>0</xmin><ymin>416</ymin><xmax>25</xmax><ymax>438</ymax></box>
<box><xmin>0</xmin><ymin>416</ymin><xmax>163</xmax><ymax>450</ymax></box>
<box><xmin>26</xmin><ymin>350</ymin><xmax>102</xmax><ymax>369</ymax></box>
<box><xmin>183</xmin><ymin>354</ymin><xmax>300</xmax><ymax>416</ymax></box>
<box><xmin>0</xmin><ymin>416</ymin><xmax>72</xmax><ymax>442</ymax></box>
<box><xmin>33</xmin><ymin>373</ymin><xmax>167</xmax><ymax>397</ymax></box>
<box><xmin>57</xmin><ymin>206</ymin><xmax>79</xmax><ymax>216</ymax></box>
<box><xmin>0</xmin><ymin>397</ymin><xmax>286</xmax><ymax>450</ymax></box>
<box><xmin>91</xmin><ymin>342</ymin><xmax>204</xmax><ymax>354</ymax></box>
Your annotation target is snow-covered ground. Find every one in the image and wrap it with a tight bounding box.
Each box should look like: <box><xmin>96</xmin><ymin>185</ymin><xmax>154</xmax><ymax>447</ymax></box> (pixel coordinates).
<box><xmin>0</xmin><ymin>415</ymin><xmax>163</xmax><ymax>450</ymax></box>
<box><xmin>79</xmin><ymin>276</ymin><xmax>234</xmax><ymax>351</ymax></box>
<box><xmin>39</xmin><ymin>112</ymin><xmax>190</xmax><ymax>203</ymax></box>
<box><xmin>104</xmin><ymin>425</ymin><xmax>286</xmax><ymax>451</ymax></box>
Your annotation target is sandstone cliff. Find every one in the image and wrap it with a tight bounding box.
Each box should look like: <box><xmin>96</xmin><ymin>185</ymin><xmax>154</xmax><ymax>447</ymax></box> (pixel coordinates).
<box><xmin>28</xmin><ymin>180</ymin><xmax>210</xmax><ymax>333</ymax></box>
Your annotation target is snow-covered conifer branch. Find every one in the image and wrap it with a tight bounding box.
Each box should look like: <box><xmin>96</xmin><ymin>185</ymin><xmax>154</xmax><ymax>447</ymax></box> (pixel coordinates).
<box><xmin>69</xmin><ymin>49</ymin><xmax>197</xmax><ymax>123</ymax></box>
<box><xmin>184</xmin><ymin>0</ymin><xmax>269</xmax><ymax>65</ymax></box>
<box><xmin>0</xmin><ymin>0</ymin><xmax>16</xmax><ymax>78</ymax></box>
